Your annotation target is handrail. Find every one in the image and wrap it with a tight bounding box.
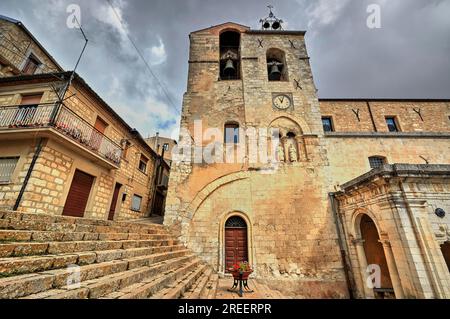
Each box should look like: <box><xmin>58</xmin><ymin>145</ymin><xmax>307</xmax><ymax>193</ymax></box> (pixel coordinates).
<box><xmin>0</xmin><ymin>103</ymin><xmax>122</xmax><ymax>166</ymax></box>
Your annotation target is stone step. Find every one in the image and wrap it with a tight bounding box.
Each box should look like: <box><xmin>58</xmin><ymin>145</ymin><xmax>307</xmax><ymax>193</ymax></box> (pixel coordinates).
<box><xmin>150</xmin><ymin>263</ymin><xmax>208</xmax><ymax>299</ymax></box>
<box><xmin>21</xmin><ymin>255</ymin><xmax>197</xmax><ymax>299</ymax></box>
<box><xmin>0</xmin><ymin>244</ymin><xmax>187</xmax><ymax>276</ymax></box>
<box><xmin>0</xmin><ymin>239</ymin><xmax>180</xmax><ymax>258</ymax></box>
<box><xmin>112</xmin><ymin>258</ymin><xmax>203</xmax><ymax>299</ymax></box>
<box><xmin>183</xmin><ymin>267</ymin><xmax>213</xmax><ymax>299</ymax></box>
<box><xmin>3</xmin><ymin>220</ymin><xmax>167</xmax><ymax>235</ymax></box>
<box><xmin>203</xmin><ymin>273</ymin><xmax>219</xmax><ymax>299</ymax></box>
<box><xmin>0</xmin><ymin>211</ymin><xmax>165</xmax><ymax>235</ymax></box>
<box><xmin>0</xmin><ymin>249</ymin><xmax>191</xmax><ymax>299</ymax></box>
<box><xmin>0</xmin><ymin>229</ymin><xmax>174</xmax><ymax>243</ymax></box>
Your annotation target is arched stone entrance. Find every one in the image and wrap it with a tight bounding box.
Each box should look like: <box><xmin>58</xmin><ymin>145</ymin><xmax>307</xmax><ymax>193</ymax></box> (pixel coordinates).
<box><xmin>224</xmin><ymin>216</ymin><xmax>248</xmax><ymax>272</ymax></box>
<box><xmin>359</xmin><ymin>214</ymin><xmax>395</xmax><ymax>299</ymax></box>
<box><xmin>441</xmin><ymin>242</ymin><xmax>450</xmax><ymax>272</ymax></box>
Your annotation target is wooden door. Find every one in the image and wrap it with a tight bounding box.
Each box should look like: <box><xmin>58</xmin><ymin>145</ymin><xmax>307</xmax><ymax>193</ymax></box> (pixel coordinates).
<box><xmin>13</xmin><ymin>94</ymin><xmax>43</xmax><ymax>126</ymax></box>
<box><xmin>360</xmin><ymin>214</ymin><xmax>393</xmax><ymax>290</ymax></box>
<box><xmin>108</xmin><ymin>183</ymin><xmax>121</xmax><ymax>221</ymax></box>
<box><xmin>441</xmin><ymin>242</ymin><xmax>450</xmax><ymax>272</ymax></box>
<box><xmin>225</xmin><ymin>216</ymin><xmax>248</xmax><ymax>272</ymax></box>
<box><xmin>62</xmin><ymin>170</ymin><xmax>94</xmax><ymax>218</ymax></box>
<box><xmin>20</xmin><ymin>95</ymin><xmax>43</xmax><ymax>105</ymax></box>
<box><xmin>91</xmin><ymin>116</ymin><xmax>108</xmax><ymax>150</ymax></box>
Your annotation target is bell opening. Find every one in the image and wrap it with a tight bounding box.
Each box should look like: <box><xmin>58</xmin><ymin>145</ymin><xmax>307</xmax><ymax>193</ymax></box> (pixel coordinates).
<box><xmin>266</xmin><ymin>48</ymin><xmax>288</xmax><ymax>82</ymax></box>
<box><xmin>220</xmin><ymin>31</ymin><xmax>241</xmax><ymax>80</ymax></box>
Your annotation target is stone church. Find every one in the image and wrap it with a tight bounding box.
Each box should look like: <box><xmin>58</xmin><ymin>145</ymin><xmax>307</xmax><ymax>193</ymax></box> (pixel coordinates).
<box><xmin>164</xmin><ymin>14</ymin><xmax>450</xmax><ymax>299</ymax></box>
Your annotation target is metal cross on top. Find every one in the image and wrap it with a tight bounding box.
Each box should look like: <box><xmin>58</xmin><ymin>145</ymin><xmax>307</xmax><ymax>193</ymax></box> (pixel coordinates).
<box><xmin>259</xmin><ymin>5</ymin><xmax>284</xmax><ymax>30</ymax></box>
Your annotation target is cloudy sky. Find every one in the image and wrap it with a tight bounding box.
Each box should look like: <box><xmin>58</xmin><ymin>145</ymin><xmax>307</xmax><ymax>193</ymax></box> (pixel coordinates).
<box><xmin>1</xmin><ymin>0</ymin><xmax>449</xmax><ymax>139</ymax></box>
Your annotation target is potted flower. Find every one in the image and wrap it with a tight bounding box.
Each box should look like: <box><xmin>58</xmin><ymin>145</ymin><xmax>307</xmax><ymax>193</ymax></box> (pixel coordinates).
<box><xmin>229</xmin><ymin>262</ymin><xmax>253</xmax><ymax>280</ymax></box>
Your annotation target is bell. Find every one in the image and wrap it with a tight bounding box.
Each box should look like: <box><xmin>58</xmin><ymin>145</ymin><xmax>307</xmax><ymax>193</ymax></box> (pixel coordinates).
<box><xmin>269</xmin><ymin>63</ymin><xmax>282</xmax><ymax>81</ymax></box>
<box><xmin>272</xmin><ymin>21</ymin><xmax>280</xmax><ymax>30</ymax></box>
<box><xmin>263</xmin><ymin>21</ymin><xmax>271</xmax><ymax>29</ymax></box>
<box><xmin>223</xmin><ymin>59</ymin><xmax>236</xmax><ymax>76</ymax></box>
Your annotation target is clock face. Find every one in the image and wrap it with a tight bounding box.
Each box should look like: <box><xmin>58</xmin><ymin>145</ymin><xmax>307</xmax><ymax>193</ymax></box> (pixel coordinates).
<box><xmin>273</xmin><ymin>94</ymin><xmax>292</xmax><ymax>110</ymax></box>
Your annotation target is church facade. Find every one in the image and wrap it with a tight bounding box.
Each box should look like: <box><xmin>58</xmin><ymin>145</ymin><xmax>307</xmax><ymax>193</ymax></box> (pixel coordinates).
<box><xmin>164</xmin><ymin>20</ymin><xmax>450</xmax><ymax>298</ymax></box>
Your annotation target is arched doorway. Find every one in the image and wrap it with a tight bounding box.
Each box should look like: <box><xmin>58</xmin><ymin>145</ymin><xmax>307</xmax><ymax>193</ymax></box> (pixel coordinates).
<box><xmin>360</xmin><ymin>214</ymin><xmax>395</xmax><ymax>299</ymax></box>
<box><xmin>441</xmin><ymin>242</ymin><xmax>450</xmax><ymax>272</ymax></box>
<box><xmin>225</xmin><ymin>216</ymin><xmax>248</xmax><ymax>272</ymax></box>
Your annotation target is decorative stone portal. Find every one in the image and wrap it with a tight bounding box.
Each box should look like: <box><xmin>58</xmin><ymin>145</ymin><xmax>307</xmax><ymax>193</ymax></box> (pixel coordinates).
<box><xmin>224</xmin><ymin>216</ymin><xmax>248</xmax><ymax>272</ymax></box>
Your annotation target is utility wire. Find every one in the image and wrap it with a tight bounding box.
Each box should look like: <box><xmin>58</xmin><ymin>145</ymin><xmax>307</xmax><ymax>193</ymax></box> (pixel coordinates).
<box><xmin>105</xmin><ymin>0</ymin><xmax>181</xmax><ymax>116</ymax></box>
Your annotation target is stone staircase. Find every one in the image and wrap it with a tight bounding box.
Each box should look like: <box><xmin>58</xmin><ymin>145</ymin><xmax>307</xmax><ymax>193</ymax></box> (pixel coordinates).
<box><xmin>0</xmin><ymin>211</ymin><xmax>217</xmax><ymax>299</ymax></box>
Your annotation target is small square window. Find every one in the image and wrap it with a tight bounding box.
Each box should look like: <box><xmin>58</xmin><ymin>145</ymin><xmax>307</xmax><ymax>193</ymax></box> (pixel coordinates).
<box><xmin>322</xmin><ymin>117</ymin><xmax>334</xmax><ymax>132</ymax></box>
<box><xmin>0</xmin><ymin>157</ymin><xmax>19</xmax><ymax>183</ymax></box>
<box><xmin>386</xmin><ymin>117</ymin><xmax>399</xmax><ymax>132</ymax></box>
<box><xmin>369</xmin><ymin>156</ymin><xmax>386</xmax><ymax>169</ymax></box>
<box><xmin>131</xmin><ymin>195</ymin><xmax>142</xmax><ymax>212</ymax></box>
<box><xmin>138</xmin><ymin>155</ymin><xmax>148</xmax><ymax>173</ymax></box>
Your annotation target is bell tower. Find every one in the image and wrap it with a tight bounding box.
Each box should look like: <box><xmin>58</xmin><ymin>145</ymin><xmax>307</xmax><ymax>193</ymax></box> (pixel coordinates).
<box><xmin>164</xmin><ymin>8</ymin><xmax>348</xmax><ymax>297</ymax></box>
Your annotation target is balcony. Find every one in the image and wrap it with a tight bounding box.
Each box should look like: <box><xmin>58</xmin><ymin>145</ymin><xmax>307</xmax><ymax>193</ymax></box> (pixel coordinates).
<box><xmin>0</xmin><ymin>103</ymin><xmax>122</xmax><ymax>168</ymax></box>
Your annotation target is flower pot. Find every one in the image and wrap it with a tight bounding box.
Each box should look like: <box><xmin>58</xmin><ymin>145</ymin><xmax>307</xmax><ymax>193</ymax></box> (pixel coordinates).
<box><xmin>230</xmin><ymin>270</ymin><xmax>253</xmax><ymax>280</ymax></box>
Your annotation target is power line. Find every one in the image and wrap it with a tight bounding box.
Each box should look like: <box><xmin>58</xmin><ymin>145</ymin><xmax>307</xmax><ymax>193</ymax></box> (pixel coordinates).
<box><xmin>105</xmin><ymin>0</ymin><xmax>181</xmax><ymax>116</ymax></box>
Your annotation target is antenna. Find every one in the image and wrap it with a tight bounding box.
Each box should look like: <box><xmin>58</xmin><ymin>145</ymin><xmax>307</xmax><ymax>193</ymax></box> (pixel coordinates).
<box><xmin>60</xmin><ymin>15</ymin><xmax>89</xmax><ymax>103</ymax></box>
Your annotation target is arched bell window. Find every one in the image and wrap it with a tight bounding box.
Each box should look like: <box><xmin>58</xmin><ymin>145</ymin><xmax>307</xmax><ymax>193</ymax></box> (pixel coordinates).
<box><xmin>220</xmin><ymin>31</ymin><xmax>241</xmax><ymax>80</ymax></box>
<box><xmin>267</xmin><ymin>48</ymin><xmax>288</xmax><ymax>81</ymax></box>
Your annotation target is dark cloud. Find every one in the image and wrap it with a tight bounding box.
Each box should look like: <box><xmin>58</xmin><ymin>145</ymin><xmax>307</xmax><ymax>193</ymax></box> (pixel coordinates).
<box><xmin>0</xmin><ymin>0</ymin><xmax>449</xmax><ymax>138</ymax></box>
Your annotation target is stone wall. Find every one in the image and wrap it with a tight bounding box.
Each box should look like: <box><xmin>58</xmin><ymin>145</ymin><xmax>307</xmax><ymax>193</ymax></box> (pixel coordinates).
<box><xmin>320</xmin><ymin>100</ymin><xmax>450</xmax><ymax>133</ymax></box>
<box><xmin>0</xmin><ymin>19</ymin><xmax>60</xmax><ymax>75</ymax></box>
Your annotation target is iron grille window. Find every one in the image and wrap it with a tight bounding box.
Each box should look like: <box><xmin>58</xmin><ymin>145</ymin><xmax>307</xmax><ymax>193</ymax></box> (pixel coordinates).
<box><xmin>131</xmin><ymin>195</ymin><xmax>142</xmax><ymax>212</ymax></box>
<box><xmin>0</xmin><ymin>157</ymin><xmax>19</xmax><ymax>183</ymax></box>
<box><xmin>322</xmin><ymin>117</ymin><xmax>334</xmax><ymax>132</ymax></box>
<box><xmin>369</xmin><ymin>156</ymin><xmax>386</xmax><ymax>169</ymax></box>
<box><xmin>386</xmin><ymin>117</ymin><xmax>399</xmax><ymax>132</ymax></box>
<box><xmin>225</xmin><ymin>216</ymin><xmax>247</xmax><ymax>228</ymax></box>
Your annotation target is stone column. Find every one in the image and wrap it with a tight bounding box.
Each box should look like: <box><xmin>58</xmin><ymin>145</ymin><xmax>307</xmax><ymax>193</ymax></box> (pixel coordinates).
<box><xmin>280</xmin><ymin>136</ymin><xmax>288</xmax><ymax>163</ymax></box>
<box><xmin>379</xmin><ymin>236</ymin><xmax>405</xmax><ymax>299</ymax></box>
<box><xmin>295</xmin><ymin>136</ymin><xmax>306</xmax><ymax>161</ymax></box>
<box><xmin>352</xmin><ymin>238</ymin><xmax>375</xmax><ymax>299</ymax></box>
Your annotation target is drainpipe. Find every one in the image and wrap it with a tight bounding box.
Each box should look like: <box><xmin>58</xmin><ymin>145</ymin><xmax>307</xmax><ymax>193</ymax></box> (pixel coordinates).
<box><xmin>329</xmin><ymin>192</ymin><xmax>355</xmax><ymax>299</ymax></box>
<box><xmin>13</xmin><ymin>138</ymin><xmax>44</xmax><ymax>211</ymax></box>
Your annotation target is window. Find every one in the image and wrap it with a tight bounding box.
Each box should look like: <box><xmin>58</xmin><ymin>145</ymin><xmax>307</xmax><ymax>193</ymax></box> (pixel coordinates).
<box><xmin>224</xmin><ymin>123</ymin><xmax>239</xmax><ymax>144</ymax></box>
<box><xmin>22</xmin><ymin>54</ymin><xmax>41</xmax><ymax>75</ymax></box>
<box><xmin>131</xmin><ymin>195</ymin><xmax>142</xmax><ymax>212</ymax></box>
<box><xmin>267</xmin><ymin>48</ymin><xmax>288</xmax><ymax>81</ymax></box>
<box><xmin>220</xmin><ymin>31</ymin><xmax>241</xmax><ymax>80</ymax></box>
<box><xmin>386</xmin><ymin>117</ymin><xmax>399</xmax><ymax>132</ymax></box>
<box><xmin>0</xmin><ymin>157</ymin><xmax>19</xmax><ymax>183</ymax></box>
<box><xmin>322</xmin><ymin>117</ymin><xmax>334</xmax><ymax>132</ymax></box>
<box><xmin>138</xmin><ymin>155</ymin><xmax>148</xmax><ymax>173</ymax></box>
<box><xmin>369</xmin><ymin>156</ymin><xmax>387</xmax><ymax>169</ymax></box>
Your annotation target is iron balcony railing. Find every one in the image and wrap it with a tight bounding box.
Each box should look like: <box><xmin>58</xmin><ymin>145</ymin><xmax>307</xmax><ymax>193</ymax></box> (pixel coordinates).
<box><xmin>0</xmin><ymin>103</ymin><xmax>122</xmax><ymax>166</ymax></box>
